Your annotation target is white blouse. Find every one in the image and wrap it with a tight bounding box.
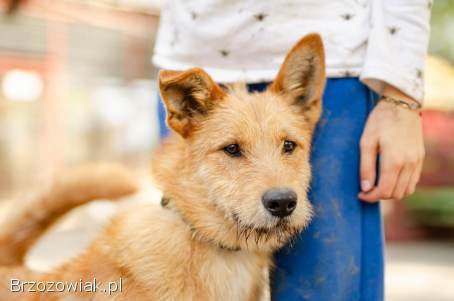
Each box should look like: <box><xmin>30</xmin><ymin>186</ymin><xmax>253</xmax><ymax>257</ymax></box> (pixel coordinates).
<box><xmin>153</xmin><ymin>0</ymin><xmax>432</xmax><ymax>102</ymax></box>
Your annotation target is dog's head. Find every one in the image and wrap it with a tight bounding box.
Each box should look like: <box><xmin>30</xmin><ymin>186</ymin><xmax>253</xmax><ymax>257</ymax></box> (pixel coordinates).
<box><xmin>154</xmin><ymin>34</ymin><xmax>325</xmax><ymax>252</ymax></box>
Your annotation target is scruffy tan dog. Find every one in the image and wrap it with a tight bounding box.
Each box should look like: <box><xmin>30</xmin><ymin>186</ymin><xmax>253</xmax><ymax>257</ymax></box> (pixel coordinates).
<box><xmin>0</xmin><ymin>33</ymin><xmax>325</xmax><ymax>301</ymax></box>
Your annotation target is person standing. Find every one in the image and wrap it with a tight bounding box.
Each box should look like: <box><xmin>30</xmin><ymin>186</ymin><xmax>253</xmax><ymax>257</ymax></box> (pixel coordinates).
<box><xmin>153</xmin><ymin>1</ymin><xmax>431</xmax><ymax>300</ymax></box>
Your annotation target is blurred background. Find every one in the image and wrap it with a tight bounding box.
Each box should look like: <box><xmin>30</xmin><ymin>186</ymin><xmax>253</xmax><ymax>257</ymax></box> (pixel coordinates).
<box><xmin>0</xmin><ymin>1</ymin><xmax>453</xmax><ymax>300</ymax></box>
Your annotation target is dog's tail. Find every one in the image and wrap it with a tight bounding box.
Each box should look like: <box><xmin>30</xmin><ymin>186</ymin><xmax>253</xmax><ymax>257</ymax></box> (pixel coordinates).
<box><xmin>0</xmin><ymin>163</ymin><xmax>138</xmax><ymax>266</ymax></box>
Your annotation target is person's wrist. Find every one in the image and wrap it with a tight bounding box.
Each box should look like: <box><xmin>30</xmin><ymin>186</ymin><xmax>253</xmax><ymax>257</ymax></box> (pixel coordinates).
<box><xmin>379</xmin><ymin>96</ymin><xmax>422</xmax><ymax>112</ymax></box>
<box><xmin>381</xmin><ymin>84</ymin><xmax>422</xmax><ymax>113</ymax></box>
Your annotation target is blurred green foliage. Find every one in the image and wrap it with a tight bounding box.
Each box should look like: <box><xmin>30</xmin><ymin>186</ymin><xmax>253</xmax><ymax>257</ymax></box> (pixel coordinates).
<box><xmin>406</xmin><ymin>188</ymin><xmax>454</xmax><ymax>227</ymax></box>
<box><xmin>430</xmin><ymin>0</ymin><xmax>454</xmax><ymax>63</ymax></box>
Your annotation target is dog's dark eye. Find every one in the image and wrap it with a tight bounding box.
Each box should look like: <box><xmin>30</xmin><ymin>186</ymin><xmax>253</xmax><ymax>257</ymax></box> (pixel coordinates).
<box><xmin>224</xmin><ymin>144</ymin><xmax>241</xmax><ymax>157</ymax></box>
<box><xmin>283</xmin><ymin>140</ymin><xmax>296</xmax><ymax>154</ymax></box>
<box><xmin>223</xmin><ymin>144</ymin><xmax>241</xmax><ymax>157</ymax></box>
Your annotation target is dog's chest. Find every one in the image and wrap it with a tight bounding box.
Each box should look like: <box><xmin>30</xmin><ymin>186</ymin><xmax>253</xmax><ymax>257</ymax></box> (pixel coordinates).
<box><xmin>195</xmin><ymin>250</ymin><xmax>267</xmax><ymax>301</ymax></box>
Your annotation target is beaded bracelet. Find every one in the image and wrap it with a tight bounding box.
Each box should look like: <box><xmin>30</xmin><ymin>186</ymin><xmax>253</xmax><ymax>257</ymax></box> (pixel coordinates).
<box><xmin>379</xmin><ymin>96</ymin><xmax>422</xmax><ymax>112</ymax></box>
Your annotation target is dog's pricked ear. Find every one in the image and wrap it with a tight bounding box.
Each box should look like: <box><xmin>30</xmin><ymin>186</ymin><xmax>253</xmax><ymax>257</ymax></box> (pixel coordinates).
<box><xmin>159</xmin><ymin>68</ymin><xmax>226</xmax><ymax>137</ymax></box>
<box><xmin>270</xmin><ymin>33</ymin><xmax>326</xmax><ymax>125</ymax></box>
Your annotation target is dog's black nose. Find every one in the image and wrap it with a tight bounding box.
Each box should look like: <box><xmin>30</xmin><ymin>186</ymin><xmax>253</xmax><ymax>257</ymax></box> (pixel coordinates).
<box><xmin>262</xmin><ymin>188</ymin><xmax>297</xmax><ymax>218</ymax></box>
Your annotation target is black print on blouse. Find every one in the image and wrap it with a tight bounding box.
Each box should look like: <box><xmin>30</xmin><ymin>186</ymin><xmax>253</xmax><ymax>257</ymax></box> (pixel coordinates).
<box><xmin>416</xmin><ymin>68</ymin><xmax>423</xmax><ymax>79</ymax></box>
<box><xmin>254</xmin><ymin>13</ymin><xmax>268</xmax><ymax>21</ymax></box>
<box><xmin>412</xmin><ymin>69</ymin><xmax>424</xmax><ymax>92</ymax></box>
<box><xmin>388</xmin><ymin>26</ymin><xmax>400</xmax><ymax>35</ymax></box>
<box><xmin>341</xmin><ymin>13</ymin><xmax>354</xmax><ymax>21</ymax></box>
<box><xmin>191</xmin><ymin>12</ymin><xmax>197</xmax><ymax>20</ymax></box>
<box><xmin>427</xmin><ymin>0</ymin><xmax>433</xmax><ymax>9</ymax></box>
<box><xmin>219</xmin><ymin>49</ymin><xmax>230</xmax><ymax>57</ymax></box>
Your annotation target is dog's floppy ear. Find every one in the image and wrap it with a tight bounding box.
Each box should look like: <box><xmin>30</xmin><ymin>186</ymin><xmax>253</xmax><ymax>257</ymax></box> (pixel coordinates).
<box><xmin>159</xmin><ymin>68</ymin><xmax>226</xmax><ymax>137</ymax></box>
<box><xmin>270</xmin><ymin>33</ymin><xmax>326</xmax><ymax>126</ymax></box>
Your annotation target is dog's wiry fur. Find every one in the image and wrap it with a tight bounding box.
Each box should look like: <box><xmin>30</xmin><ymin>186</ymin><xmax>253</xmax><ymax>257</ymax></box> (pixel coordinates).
<box><xmin>0</xmin><ymin>34</ymin><xmax>325</xmax><ymax>301</ymax></box>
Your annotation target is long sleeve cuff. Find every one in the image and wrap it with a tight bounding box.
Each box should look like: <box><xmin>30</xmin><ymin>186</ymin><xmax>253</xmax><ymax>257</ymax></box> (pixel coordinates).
<box><xmin>360</xmin><ymin>0</ymin><xmax>432</xmax><ymax>103</ymax></box>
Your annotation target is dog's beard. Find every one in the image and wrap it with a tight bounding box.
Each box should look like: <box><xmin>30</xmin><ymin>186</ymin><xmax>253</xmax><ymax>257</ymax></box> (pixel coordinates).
<box><xmin>230</xmin><ymin>211</ymin><xmax>302</xmax><ymax>249</ymax></box>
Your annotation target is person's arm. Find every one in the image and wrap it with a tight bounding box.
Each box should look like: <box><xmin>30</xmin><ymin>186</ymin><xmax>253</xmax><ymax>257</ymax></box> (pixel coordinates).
<box><xmin>358</xmin><ymin>0</ymin><xmax>431</xmax><ymax>202</ymax></box>
<box><xmin>358</xmin><ymin>85</ymin><xmax>424</xmax><ymax>202</ymax></box>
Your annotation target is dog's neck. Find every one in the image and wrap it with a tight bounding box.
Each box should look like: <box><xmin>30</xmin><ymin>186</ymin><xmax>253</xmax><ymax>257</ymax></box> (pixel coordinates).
<box><xmin>160</xmin><ymin>196</ymin><xmax>241</xmax><ymax>252</ymax></box>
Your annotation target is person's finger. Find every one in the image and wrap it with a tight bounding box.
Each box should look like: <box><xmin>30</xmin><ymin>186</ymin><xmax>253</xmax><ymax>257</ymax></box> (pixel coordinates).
<box><xmin>359</xmin><ymin>134</ymin><xmax>378</xmax><ymax>192</ymax></box>
<box><xmin>392</xmin><ymin>165</ymin><xmax>414</xmax><ymax>200</ymax></box>
<box><xmin>359</xmin><ymin>153</ymin><xmax>401</xmax><ymax>202</ymax></box>
<box><xmin>406</xmin><ymin>160</ymin><xmax>423</xmax><ymax>196</ymax></box>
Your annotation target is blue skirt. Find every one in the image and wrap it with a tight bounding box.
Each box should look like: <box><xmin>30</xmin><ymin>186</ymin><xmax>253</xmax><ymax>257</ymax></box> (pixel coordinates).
<box><xmin>157</xmin><ymin>78</ymin><xmax>384</xmax><ymax>301</ymax></box>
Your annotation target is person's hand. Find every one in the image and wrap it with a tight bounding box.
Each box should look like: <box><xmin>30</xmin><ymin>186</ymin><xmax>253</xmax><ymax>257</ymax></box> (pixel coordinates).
<box><xmin>358</xmin><ymin>85</ymin><xmax>425</xmax><ymax>202</ymax></box>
